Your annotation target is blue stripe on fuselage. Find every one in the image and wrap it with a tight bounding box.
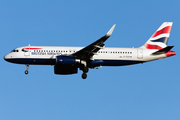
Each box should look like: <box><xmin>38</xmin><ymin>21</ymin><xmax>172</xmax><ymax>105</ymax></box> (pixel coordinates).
<box><xmin>5</xmin><ymin>58</ymin><xmax>56</xmax><ymax>65</ymax></box>
<box><xmin>5</xmin><ymin>58</ymin><xmax>144</xmax><ymax>66</ymax></box>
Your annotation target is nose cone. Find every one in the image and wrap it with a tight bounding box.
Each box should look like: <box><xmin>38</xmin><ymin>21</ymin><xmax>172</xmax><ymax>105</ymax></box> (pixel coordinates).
<box><xmin>4</xmin><ymin>55</ymin><xmax>7</xmax><ymax>61</ymax></box>
<box><xmin>4</xmin><ymin>53</ymin><xmax>11</xmax><ymax>62</ymax></box>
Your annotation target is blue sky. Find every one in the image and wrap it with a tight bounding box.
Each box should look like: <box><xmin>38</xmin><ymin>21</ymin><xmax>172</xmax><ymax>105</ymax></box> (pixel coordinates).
<box><xmin>1</xmin><ymin>0</ymin><xmax>180</xmax><ymax>120</ymax></box>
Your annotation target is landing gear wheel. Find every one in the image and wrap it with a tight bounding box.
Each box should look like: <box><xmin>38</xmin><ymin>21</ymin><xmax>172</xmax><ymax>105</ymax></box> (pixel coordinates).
<box><xmin>82</xmin><ymin>73</ymin><xmax>87</xmax><ymax>79</ymax></box>
<box><xmin>25</xmin><ymin>65</ymin><xmax>29</xmax><ymax>75</ymax></box>
<box><xmin>25</xmin><ymin>70</ymin><xmax>29</xmax><ymax>75</ymax></box>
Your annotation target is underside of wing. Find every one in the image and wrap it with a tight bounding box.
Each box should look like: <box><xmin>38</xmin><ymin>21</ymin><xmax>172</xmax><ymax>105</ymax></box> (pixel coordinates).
<box><xmin>71</xmin><ymin>24</ymin><xmax>116</xmax><ymax>60</ymax></box>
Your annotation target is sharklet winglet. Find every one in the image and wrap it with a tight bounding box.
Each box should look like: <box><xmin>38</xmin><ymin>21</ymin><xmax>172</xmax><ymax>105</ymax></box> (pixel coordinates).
<box><xmin>106</xmin><ymin>24</ymin><xmax>116</xmax><ymax>37</ymax></box>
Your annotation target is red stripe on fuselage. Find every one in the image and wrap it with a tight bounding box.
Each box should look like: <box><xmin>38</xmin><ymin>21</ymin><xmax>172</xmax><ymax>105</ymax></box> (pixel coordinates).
<box><xmin>152</xmin><ymin>26</ymin><xmax>171</xmax><ymax>38</ymax></box>
<box><xmin>22</xmin><ymin>48</ymin><xmax>42</xmax><ymax>50</ymax></box>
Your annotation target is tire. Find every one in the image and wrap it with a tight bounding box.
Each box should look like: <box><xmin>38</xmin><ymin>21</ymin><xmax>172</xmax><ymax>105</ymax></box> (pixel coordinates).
<box><xmin>82</xmin><ymin>73</ymin><xmax>87</xmax><ymax>79</ymax></box>
<box><xmin>25</xmin><ymin>70</ymin><xmax>29</xmax><ymax>75</ymax></box>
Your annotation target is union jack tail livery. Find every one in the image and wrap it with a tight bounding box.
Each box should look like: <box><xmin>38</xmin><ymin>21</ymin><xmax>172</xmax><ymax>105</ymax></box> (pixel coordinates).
<box><xmin>142</xmin><ymin>22</ymin><xmax>173</xmax><ymax>50</ymax></box>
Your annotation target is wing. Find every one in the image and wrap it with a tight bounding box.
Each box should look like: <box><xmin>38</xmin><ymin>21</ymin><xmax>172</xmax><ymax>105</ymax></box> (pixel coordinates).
<box><xmin>71</xmin><ymin>24</ymin><xmax>116</xmax><ymax>60</ymax></box>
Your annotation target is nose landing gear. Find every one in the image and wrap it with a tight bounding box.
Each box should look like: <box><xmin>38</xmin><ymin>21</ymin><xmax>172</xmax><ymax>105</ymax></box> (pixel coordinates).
<box><xmin>25</xmin><ymin>65</ymin><xmax>29</xmax><ymax>75</ymax></box>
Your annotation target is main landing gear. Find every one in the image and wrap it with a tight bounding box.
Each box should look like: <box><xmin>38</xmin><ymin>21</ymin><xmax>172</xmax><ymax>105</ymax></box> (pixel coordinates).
<box><xmin>82</xmin><ymin>73</ymin><xmax>87</xmax><ymax>79</ymax></box>
<box><xmin>80</xmin><ymin>61</ymin><xmax>89</xmax><ymax>79</ymax></box>
<box><xmin>25</xmin><ymin>65</ymin><xmax>29</xmax><ymax>75</ymax></box>
<box><xmin>81</xmin><ymin>67</ymin><xmax>89</xmax><ymax>79</ymax></box>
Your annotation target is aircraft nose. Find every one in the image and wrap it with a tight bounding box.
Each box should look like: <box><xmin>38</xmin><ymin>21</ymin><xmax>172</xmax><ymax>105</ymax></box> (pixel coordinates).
<box><xmin>4</xmin><ymin>54</ymin><xmax>11</xmax><ymax>62</ymax></box>
<box><xmin>4</xmin><ymin>54</ymin><xmax>8</xmax><ymax>61</ymax></box>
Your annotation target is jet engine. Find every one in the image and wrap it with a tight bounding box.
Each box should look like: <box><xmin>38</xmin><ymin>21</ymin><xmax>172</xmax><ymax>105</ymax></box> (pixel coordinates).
<box><xmin>54</xmin><ymin>55</ymin><xmax>79</xmax><ymax>75</ymax></box>
<box><xmin>54</xmin><ymin>65</ymin><xmax>78</xmax><ymax>75</ymax></box>
<box><xmin>56</xmin><ymin>55</ymin><xmax>79</xmax><ymax>65</ymax></box>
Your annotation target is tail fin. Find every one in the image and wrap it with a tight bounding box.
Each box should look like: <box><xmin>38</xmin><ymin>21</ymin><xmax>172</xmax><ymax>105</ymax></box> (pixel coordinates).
<box><xmin>141</xmin><ymin>22</ymin><xmax>173</xmax><ymax>50</ymax></box>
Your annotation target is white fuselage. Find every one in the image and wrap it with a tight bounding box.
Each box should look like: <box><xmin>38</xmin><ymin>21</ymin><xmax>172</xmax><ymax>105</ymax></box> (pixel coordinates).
<box><xmin>4</xmin><ymin>46</ymin><xmax>167</xmax><ymax>67</ymax></box>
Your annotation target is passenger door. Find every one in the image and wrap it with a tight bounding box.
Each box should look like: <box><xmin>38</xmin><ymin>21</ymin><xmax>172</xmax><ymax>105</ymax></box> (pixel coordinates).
<box><xmin>137</xmin><ymin>48</ymin><xmax>143</xmax><ymax>59</ymax></box>
<box><xmin>24</xmin><ymin>47</ymin><xmax>30</xmax><ymax>56</ymax></box>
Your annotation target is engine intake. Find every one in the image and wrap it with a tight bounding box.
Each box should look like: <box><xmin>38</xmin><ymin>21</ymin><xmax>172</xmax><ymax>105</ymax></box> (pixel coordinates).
<box><xmin>56</xmin><ymin>55</ymin><xmax>78</xmax><ymax>65</ymax></box>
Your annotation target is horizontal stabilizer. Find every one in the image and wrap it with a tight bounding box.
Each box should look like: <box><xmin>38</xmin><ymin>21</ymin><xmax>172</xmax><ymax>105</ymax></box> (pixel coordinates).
<box><xmin>151</xmin><ymin>46</ymin><xmax>174</xmax><ymax>55</ymax></box>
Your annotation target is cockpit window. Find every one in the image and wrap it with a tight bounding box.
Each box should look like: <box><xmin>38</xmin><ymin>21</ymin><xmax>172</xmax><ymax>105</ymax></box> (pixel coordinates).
<box><xmin>11</xmin><ymin>49</ymin><xmax>19</xmax><ymax>52</ymax></box>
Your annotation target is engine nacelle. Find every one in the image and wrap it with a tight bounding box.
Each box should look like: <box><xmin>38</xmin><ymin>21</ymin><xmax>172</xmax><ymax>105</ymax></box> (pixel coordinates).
<box><xmin>54</xmin><ymin>65</ymin><xmax>78</xmax><ymax>75</ymax></box>
<box><xmin>56</xmin><ymin>55</ymin><xmax>79</xmax><ymax>65</ymax></box>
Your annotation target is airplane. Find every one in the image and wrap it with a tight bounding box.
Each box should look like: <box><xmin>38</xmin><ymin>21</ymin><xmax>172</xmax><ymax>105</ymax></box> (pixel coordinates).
<box><xmin>4</xmin><ymin>22</ymin><xmax>176</xmax><ymax>79</ymax></box>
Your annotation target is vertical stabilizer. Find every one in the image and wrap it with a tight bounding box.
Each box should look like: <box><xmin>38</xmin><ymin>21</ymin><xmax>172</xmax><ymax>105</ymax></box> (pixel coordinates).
<box><xmin>141</xmin><ymin>22</ymin><xmax>173</xmax><ymax>50</ymax></box>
